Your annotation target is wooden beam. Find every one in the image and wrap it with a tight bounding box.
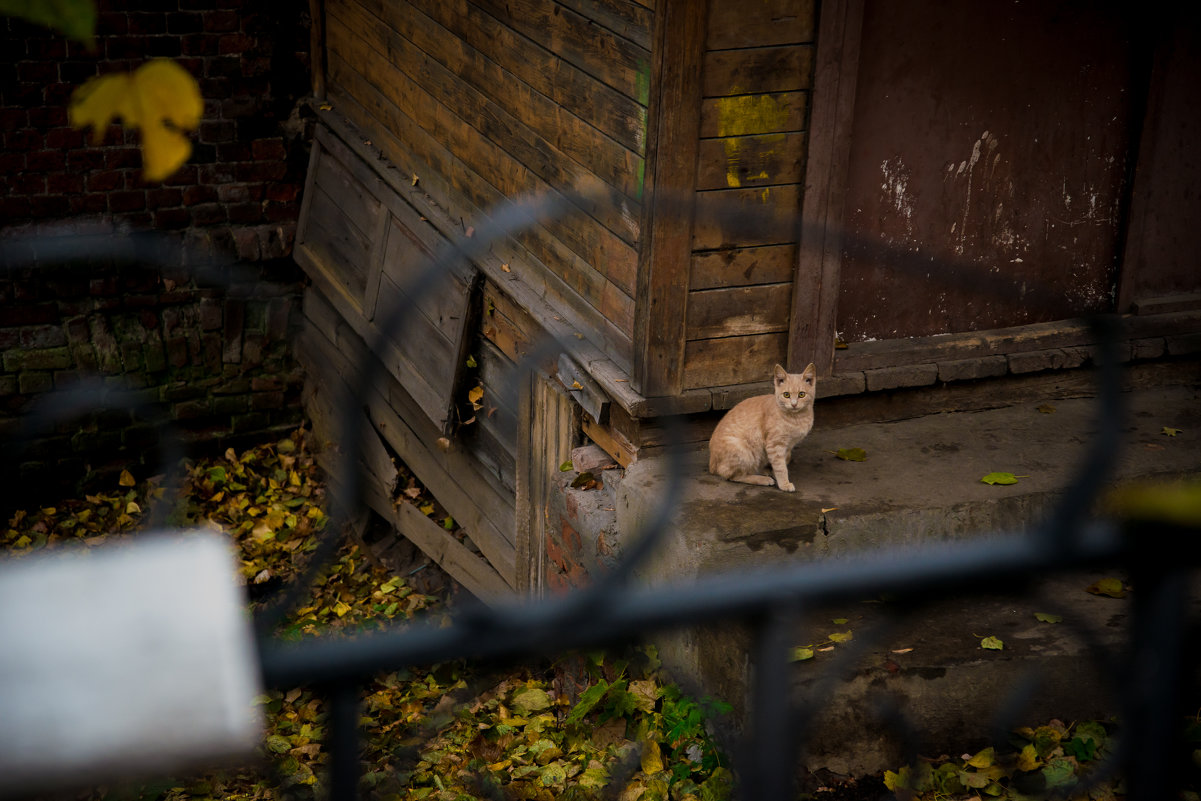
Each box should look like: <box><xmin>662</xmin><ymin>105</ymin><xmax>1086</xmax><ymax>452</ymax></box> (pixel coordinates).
<box><xmin>634</xmin><ymin>0</ymin><xmax>708</xmax><ymax>397</ymax></box>
<box><xmin>308</xmin><ymin>0</ymin><xmax>326</xmax><ymax>100</ymax></box>
<box><xmin>516</xmin><ymin>373</ymin><xmax>576</xmax><ymax>597</ymax></box>
<box><xmin>788</xmin><ymin>0</ymin><xmax>864</xmax><ymax>375</ymax></box>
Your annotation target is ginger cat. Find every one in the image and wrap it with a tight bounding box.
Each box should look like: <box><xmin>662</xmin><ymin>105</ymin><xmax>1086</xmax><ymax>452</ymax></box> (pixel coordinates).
<box><xmin>708</xmin><ymin>363</ymin><xmax>816</xmax><ymax>492</ymax></box>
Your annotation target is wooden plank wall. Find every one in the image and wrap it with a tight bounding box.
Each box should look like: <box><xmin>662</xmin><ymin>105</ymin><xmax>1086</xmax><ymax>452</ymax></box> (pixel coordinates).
<box><xmin>321</xmin><ymin>0</ymin><xmax>652</xmax><ymax>375</ymax></box>
<box><xmin>681</xmin><ymin>0</ymin><xmax>818</xmax><ymax>390</ymax></box>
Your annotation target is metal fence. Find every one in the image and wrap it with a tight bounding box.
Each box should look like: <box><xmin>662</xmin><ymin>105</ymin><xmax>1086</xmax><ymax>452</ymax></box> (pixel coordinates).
<box><xmin>2</xmin><ymin>201</ymin><xmax>1199</xmax><ymax>800</ymax></box>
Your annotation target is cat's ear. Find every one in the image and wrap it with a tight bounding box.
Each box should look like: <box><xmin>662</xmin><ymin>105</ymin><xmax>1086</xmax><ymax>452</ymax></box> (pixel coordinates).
<box><xmin>773</xmin><ymin>363</ymin><xmax>788</xmax><ymax>383</ymax></box>
<box><xmin>802</xmin><ymin>362</ymin><xmax>816</xmax><ymax>382</ymax></box>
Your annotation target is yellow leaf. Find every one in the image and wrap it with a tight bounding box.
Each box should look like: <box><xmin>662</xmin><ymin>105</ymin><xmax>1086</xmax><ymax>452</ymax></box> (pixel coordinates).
<box><xmin>967</xmin><ymin>747</ymin><xmax>995</xmax><ymax>768</ymax></box>
<box><xmin>70</xmin><ymin>59</ymin><xmax>202</xmax><ymax>181</ymax></box>
<box><xmin>1017</xmin><ymin>743</ymin><xmax>1042</xmax><ymax>771</ymax></box>
<box><xmin>119</xmin><ymin>469</ymin><xmax>136</xmax><ymax>487</ymax></box>
<box><xmin>468</xmin><ymin>385</ymin><xmax>484</xmax><ymax>404</ymax></box>
<box><xmin>125</xmin><ymin>501</ymin><xmax>141</xmax><ymax>514</ymax></box>
<box><xmin>640</xmin><ymin>738</ymin><xmax>663</xmax><ymax>775</ymax></box>
<box><xmin>333</xmin><ymin>601</ymin><xmax>352</xmax><ymax>617</ymax></box>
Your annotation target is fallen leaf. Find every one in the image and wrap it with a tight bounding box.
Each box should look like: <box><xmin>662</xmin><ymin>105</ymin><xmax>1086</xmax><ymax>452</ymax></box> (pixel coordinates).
<box><xmin>981</xmin><ymin>472</ymin><xmax>1021</xmax><ymax>485</ymax></box>
<box><xmin>467</xmin><ymin>385</ymin><xmax>484</xmax><ymax>404</ymax></box>
<box><xmin>821</xmin><ymin>507</ymin><xmax>839</xmax><ymax>514</ymax></box>
<box><xmin>558</xmin><ymin>460</ymin><xmax>573</xmax><ymax>472</ymax></box>
<box><xmin>790</xmin><ymin>646</ymin><xmax>815</xmax><ymax>662</ymax></box>
<box><xmin>967</xmin><ymin>747</ymin><xmax>995</xmax><ymax>768</ymax></box>
<box><xmin>834</xmin><ymin>447</ymin><xmax>867</xmax><ymax>462</ymax></box>
<box><xmin>1036</xmin><ymin>404</ymin><xmax>1056</xmax><ymax>414</ymax></box>
<box><xmin>411</xmin><ymin>173</ymin><xmax>419</xmax><ymax>186</ymax></box>
<box><xmin>980</xmin><ymin>635</ymin><xmax>1004</xmax><ymax>650</ymax></box>
<box><xmin>1162</xmin><ymin>426</ymin><xmax>1181</xmax><ymax>437</ymax></box>
<box><xmin>828</xmin><ymin>631</ymin><xmax>853</xmax><ymax>643</ymax></box>
<box><xmin>119</xmin><ymin>469</ymin><xmax>136</xmax><ymax>487</ymax></box>
<box><xmin>1035</xmin><ymin>612</ymin><xmax>1063</xmax><ymax>624</ymax></box>
<box><xmin>465</xmin><ymin>354</ymin><xmax>477</xmax><ymax>368</ymax></box>
<box><xmin>1086</xmin><ymin>577</ymin><xmax>1127</xmax><ymax>598</ymax></box>
<box><xmin>501</xmin><ymin>263</ymin><xmax>511</xmax><ymax>273</ymax></box>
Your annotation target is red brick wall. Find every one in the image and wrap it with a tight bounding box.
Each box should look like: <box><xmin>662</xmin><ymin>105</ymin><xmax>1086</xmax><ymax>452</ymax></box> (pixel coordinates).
<box><xmin>0</xmin><ymin>2</ymin><xmax>314</xmax><ymax>502</ymax></box>
<box><xmin>0</xmin><ymin>0</ymin><xmax>312</xmax><ymax>233</ymax></box>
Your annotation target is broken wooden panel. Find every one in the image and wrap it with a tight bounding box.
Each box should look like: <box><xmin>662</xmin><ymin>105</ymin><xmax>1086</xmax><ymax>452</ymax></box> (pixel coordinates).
<box><xmin>295</xmin><ymin>124</ymin><xmax>479</xmax><ymax>436</ymax></box>
<box><xmin>835</xmin><ymin>0</ymin><xmax>1136</xmax><ymax>341</ymax></box>
<box><xmin>298</xmin><ymin>290</ymin><xmax>518</xmax><ymax>589</ymax></box>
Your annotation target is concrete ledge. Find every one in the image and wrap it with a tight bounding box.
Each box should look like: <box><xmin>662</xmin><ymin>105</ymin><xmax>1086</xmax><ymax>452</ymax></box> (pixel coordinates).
<box><xmin>600</xmin><ymin>384</ymin><xmax>1201</xmax><ymax>773</ymax></box>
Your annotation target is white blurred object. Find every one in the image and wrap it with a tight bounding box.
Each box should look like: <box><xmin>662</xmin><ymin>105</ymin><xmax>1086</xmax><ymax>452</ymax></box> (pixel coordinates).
<box><xmin>0</xmin><ymin>531</ymin><xmax>263</xmax><ymax>796</ymax></box>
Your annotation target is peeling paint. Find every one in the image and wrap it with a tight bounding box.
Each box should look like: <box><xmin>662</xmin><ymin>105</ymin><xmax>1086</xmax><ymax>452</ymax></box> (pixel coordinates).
<box><xmin>713</xmin><ymin>94</ymin><xmax>790</xmax><ymax>138</ymax></box>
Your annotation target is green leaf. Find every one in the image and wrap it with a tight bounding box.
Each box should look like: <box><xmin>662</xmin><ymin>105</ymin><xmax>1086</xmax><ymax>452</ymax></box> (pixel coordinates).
<box><xmin>835</xmin><ymin>447</ymin><xmax>867</xmax><ymax>462</ymax></box>
<box><xmin>565</xmin><ymin>681</ymin><xmax>609</xmax><ymax>724</ymax></box>
<box><xmin>1035</xmin><ymin>612</ymin><xmax>1063</xmax><ymax>624</ymax></box>
<box><xmin>0</xmin><ymin>0</ymin><xmax>97</xmax><ymax>43</ymax></box>
<box><xmin>1036</xmin><ymin>403</ymin><xmax>1057</xmax><ymax>414</ymax></box>
<box><xmin>1042</xmin><ymin>756</ymin><xmax>1077</xmax><ymax>790</ymax></box>
<box><xmin>828</xmin><ymin>631</ymin><xmax>853</xmax><ymax>643</ymax></box>
<box><xmin>465</xmin><ymin>354</ymin><xmax>477</xmax><ymax>368</ymax></box>
<box><xmin>558</xmin><ymin>460</ymin><xmax>574</xmax><ymax>472</ymax></box>
<box><xmin>832</xmin><ymin>617</ymin><xmax>848</xmax><ymax>625</ymax></box>
<box><xmin>442</xmin><ymin>515</ymin><xmax>454</xmax><ymax>530</ymax></box>
<box><xmin>510</xmin><ymin>687</ymin><xmax>552</xmax><ymax>716</ymax></box>
<box><xmin>789</xmin><ymin>646</ymin><xmax>815</xmax><ymax>662</ymax></box>
<box><xmin>265</xmin><ymin>734</ymin><xmax>292</xmax><ymax>754</ymax></box>
<box><xmin>980</xmin><ymin>635</ymin><xmax>1004</xmax><ymax>650</ymax></box>
<box><xmin>1163</xmin><ymin>426</ymin><xmax>1181</xmax><ymax>437</ymax></box>
<box><xmin>981</xmin><ymin>471</ymin><xmax>1019</xmax><ymax>485</ymax></box>
<box><xmin>1065</xmin><ymin>735</ymin><xmax>1097</xmax><ymax>762</ymax></box>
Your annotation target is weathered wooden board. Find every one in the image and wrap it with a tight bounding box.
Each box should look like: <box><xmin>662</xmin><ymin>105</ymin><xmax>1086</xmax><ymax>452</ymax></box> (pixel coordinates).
<box><xmin>328</xmin><ymin>3</ymin><xmax>641</xmax><ymax>277</ymax></box>
<box><xmin>695</xmin><ymin>132</ymin><xmax>806</xmax><ymax>190</ymax></box>
<box><xmin>515</xmin><ymin>373</ymin><xmax>576</xmax><ymax>595</ymax></box>
<box><xmin>685</xmin><ymin>283</ymin><xmax>793</xmax><ymax>340</ymax></box>
<box><xmin>707</xmin><ymin>0</ymin><xmax>815</xmax><ymax>51</ymax></box>
<box><xmin>699</xmin><ymin>92</ymin><xmax>808</xmax><ymax>138</ymax></box>
<box><xmin>692</xmin><ymin>186</ymin><xmax>801</xmax><ymax>251</ymax></box>
<box><xmin>471</xmin><ymin>0</ymin><xmax>651</xmax><ymax>102</ymax></box>
<box><xmin>300</xmin><ymin>350</ymin><xmax>513</xmax><ymax>601</ymax></box>
<box><xmin>297</xmin><ymin>125</ymin><xmax>482</xmax><ymax>434</ymax></box>
<box><xmin>358</xmin><ymin>0</ymin><xmax>647</xmax><ymax>207</ymax></box>
<box><xmin>324</xmin><ymin>45</ymin><xmax>638</xmax><ymax>356</ymax></box>
<box><xmin>691</xmin><ymin>245</ymin><xmax>796</xmax><ymax>290</ymax></box>
<box><xmin>682</xmin><ymin>332</ymin><xmax>788</xmax><ymax>389</ymax></box>
<box><xmin>403</xmin><ymin>0</ymin><xmax>649</xmax><ymax>155</ymax></box>
<box><xmin>557</xmin><ymin>0</ymin><xmax>655</xmax><ymax>50</ymax></box>
<box><xmin>702</xmin><ymin>46</ymin><xmax>815</xmax><ymax>97</ymax></box>
<box><xmin>298</xmin><ymin>293</ymin><xmax>518</xmax><ymax>582</ymax></box>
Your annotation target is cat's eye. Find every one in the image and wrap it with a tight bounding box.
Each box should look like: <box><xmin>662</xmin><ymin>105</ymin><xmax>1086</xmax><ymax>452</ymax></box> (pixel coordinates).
<box><xmin>798</xmin><ymin>391</ymin><xmax>806</xmax><ymax>398</ymax></box>
<box><xmin>782</xmin><ymin>392</ymin><xmax>790</xmax><ymax>398</ymax></box>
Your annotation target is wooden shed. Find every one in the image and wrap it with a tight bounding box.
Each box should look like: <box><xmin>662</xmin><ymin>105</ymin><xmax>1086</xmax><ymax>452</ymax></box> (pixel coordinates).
<box><xmin>294</xmin><ymin>0</ymin><xmax>1201</xmax><ymax>598</ymax></box>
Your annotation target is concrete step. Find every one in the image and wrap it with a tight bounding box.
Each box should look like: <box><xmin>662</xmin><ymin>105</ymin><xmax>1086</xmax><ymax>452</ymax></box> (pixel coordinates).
<box><xmin>598</xmin><ymin>382</ymin><xmax>1201</xmax><ymax>774</ymax></box>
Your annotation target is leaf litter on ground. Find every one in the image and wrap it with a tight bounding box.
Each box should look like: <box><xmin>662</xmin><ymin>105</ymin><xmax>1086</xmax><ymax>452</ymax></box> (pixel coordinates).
<box><xmin>2</xmin><ymin>428</ymin><xmax>733</xmax><ymax>801</ymax></box>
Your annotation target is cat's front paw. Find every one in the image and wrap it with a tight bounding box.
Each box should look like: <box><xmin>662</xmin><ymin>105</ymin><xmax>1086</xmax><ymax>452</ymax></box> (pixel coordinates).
<box><xmin>778</xmin><ymin>480</ymin><xmax>796</xmax><ymax>492</ymax></box>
